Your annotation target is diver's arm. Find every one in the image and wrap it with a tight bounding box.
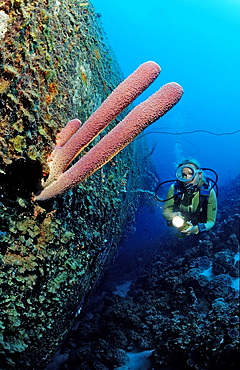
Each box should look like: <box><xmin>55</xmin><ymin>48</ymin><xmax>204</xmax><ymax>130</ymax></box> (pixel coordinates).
<box><xmin>162</xmin><ymin>184</ymin><xmax>175</xmax><ymax>224</ymax></box>
<box><xmin>198</xmin><ymin>189</ymin><xmax>217</xmax><ymax>232</ymax></box>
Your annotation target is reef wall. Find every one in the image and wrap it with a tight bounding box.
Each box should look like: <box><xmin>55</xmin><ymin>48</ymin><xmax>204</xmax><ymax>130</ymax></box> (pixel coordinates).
<box><xmin>0</xmin><ymin>1</ymin><xmax>150</xmax><ymax>368</ymax></box>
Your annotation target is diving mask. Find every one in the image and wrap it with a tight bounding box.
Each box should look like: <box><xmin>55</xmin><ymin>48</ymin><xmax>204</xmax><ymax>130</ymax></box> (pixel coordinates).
<box><xmin>176</xmin><ymin>164</ymin><xmax>199</xmax><ymax>182</ymax></box>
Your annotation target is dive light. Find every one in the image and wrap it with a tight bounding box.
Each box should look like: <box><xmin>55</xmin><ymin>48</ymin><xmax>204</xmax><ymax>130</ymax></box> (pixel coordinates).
<box><xmin>172</xmin><ymin>214</ymin><xmax>185</xmax><ymax>228</ymax></box>
<box><xmin>172</xmin><ymin>214</ymin><xmax>190</xmax><ymax>230</ymax></box>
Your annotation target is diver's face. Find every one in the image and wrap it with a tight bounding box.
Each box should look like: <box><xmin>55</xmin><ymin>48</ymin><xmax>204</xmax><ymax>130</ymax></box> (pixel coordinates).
<box><xmin>182</xmin><ymin>164</ymin><xmax>201</xmax><ymax>186</ymax></box>
<box><xmin>181</xmin><ymin>167</ymin><xmax>195</xmax><ymax>182</ymax></box>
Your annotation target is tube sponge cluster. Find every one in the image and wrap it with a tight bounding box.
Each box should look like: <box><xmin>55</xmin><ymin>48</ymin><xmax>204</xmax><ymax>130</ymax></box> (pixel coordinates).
<box><xmin>35</xmin><ymin>61</ymin><xmax>184</xmax><ymax>201</ymax></box>
<box><xmin>42</xmin><ymin>61</ymin><xmax>161</xmax><ymax>188</ymax></box>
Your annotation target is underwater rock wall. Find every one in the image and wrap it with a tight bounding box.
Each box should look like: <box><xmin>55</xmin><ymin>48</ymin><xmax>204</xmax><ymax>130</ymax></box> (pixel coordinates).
<box><xmin>0</xmin><ymin>1</ymin><xmax>150</xmax><ymax>368</ymax></box>
<box><xmin>0</xmin><ymin>0</ymin><xmax>122</xmax><ymax>165</ymax></box>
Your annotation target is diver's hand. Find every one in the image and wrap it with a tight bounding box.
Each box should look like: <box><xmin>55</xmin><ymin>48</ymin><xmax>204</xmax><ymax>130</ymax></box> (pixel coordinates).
<box><xmin>181</xmin><ymin>222</ymin><xmax>199</xmax><ymax>236</ymax></box>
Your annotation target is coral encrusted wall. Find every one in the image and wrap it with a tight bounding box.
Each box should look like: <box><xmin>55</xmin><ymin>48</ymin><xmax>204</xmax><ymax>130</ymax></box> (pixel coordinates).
<box><xmin>0</xmin><ymin>1</ymin><xmax>149</xmax><ymax>368</ymax></box>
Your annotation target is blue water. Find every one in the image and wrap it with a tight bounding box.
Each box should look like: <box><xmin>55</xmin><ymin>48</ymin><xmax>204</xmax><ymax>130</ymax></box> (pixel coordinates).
<box><xmin>92</xmin><ymin>0</ymin><xmax>240</xmax><ymax>186</ymax></box>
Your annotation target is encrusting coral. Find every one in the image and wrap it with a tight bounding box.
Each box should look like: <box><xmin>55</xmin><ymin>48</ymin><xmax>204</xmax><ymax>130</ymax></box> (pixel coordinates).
<box><xmin>35</xmin><ymin>61</ymin><xmax>184</xmax><ymax>201</ymax></box>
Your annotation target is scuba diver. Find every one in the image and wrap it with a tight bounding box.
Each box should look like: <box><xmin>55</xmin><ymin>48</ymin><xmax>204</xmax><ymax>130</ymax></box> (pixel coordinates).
<box><xmin>158</xmin><ymin>158</ymin><xmax>217</xmax><ymax>236</ymax></box>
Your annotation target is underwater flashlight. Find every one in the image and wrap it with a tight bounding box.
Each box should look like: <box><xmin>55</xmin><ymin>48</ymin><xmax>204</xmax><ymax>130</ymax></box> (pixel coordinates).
<box><xmin>172</xmin><ymin>214</ymin><xmax>192</xmax><ymax>231</ymax></box>
<box><xmin>172</xmin><ymin>214</ymin><xmax>185</xmax><ymax>228</ymax></box>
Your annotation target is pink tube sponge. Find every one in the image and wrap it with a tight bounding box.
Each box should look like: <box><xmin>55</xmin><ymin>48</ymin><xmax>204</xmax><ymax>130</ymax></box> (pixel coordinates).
<box><xmin>55</xmin><ymin>119</ymin><xmax>82</xmax><ymax>147</ymax></box>
<box><xmin>35</xmin><ymin>80</ymin><xmax>183</xmax><ymax>201</ymax></box>
<box><xmin>44</xmin><ymin>61</ymin><xmax>161</xmax><ymax>187</ymax></box>
<box><xmin>46</xmin><ymin>119</ymin><xmax>82</xmax><ymax>174</ymax></box>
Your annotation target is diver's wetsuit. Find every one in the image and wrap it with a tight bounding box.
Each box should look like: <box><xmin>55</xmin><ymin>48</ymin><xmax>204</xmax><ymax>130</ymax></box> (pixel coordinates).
<box><xmin>162</xmin><ymin>183</ymin><xmax>217</xmax><ymax>232</ymax></box>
